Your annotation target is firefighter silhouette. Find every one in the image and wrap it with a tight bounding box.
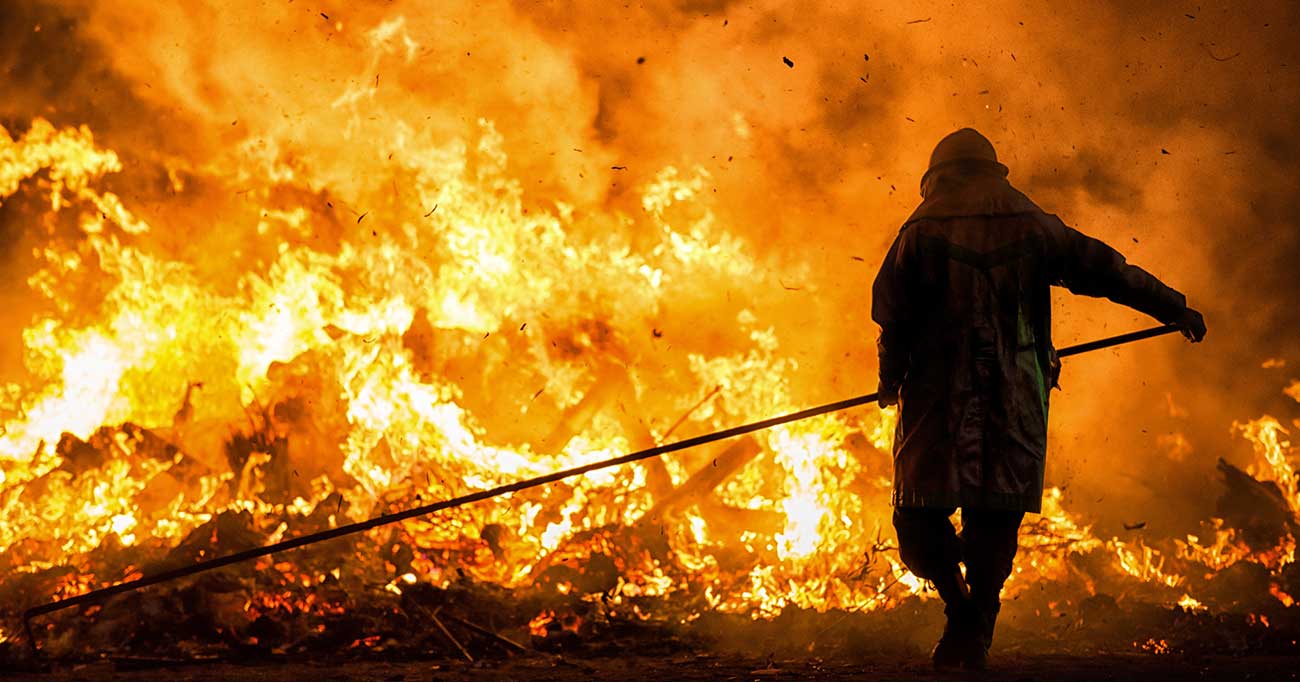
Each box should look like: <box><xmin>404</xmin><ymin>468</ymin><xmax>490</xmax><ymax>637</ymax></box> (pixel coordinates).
<box><xmin>872</xmin><ymin>128</ymin><xmax>1206</xmax><ymax>670</ymax></box>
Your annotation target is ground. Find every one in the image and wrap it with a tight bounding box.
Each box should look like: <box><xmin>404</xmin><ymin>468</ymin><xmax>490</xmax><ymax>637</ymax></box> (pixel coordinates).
<box><xmin>8</xmin><ymin>650</ymin><xmax>1299</xmax><ymax>681</ymax></box>
<box><xmin>8</xmin><ymin>588</ymin><xmax>1299</xmax><ymax>680</ymax></box>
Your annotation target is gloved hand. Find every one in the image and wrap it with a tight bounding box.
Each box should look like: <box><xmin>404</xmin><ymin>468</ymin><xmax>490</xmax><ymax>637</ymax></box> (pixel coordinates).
<box><xmin>1175</xmin><ymin>306</ymin><xmax>1207</xmax><ymax>342</ymax></box>
<box><xmin>878</xmin><ymin>383</ymin><xmax>900</xmax><ymax>408</ymax></box>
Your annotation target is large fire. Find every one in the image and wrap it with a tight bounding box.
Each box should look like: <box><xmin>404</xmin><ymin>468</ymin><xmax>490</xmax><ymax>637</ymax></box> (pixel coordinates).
<box><xmin>0</xmin><ymin>1</ymin><xmax>1297</xmax><ymax>662</ymax></box>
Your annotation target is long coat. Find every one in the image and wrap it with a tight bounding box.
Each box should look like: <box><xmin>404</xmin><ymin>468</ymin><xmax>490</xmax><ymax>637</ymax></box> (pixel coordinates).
<box><xmin>872</xmin><ymin>161</ymin><xmax>1187</xmax><ymax>513</ymax></box>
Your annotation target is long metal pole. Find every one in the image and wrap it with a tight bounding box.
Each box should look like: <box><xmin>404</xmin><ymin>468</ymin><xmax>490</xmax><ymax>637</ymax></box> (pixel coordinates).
<box><xmin>21</xmin><ymin>323</ymin><xmax>1181</xmax><ymax>653</ymax></box>
<box><xmin>1054</xmin><ymin>323</ymin><xmax>1181</xmax><ymax>358</ymax></box>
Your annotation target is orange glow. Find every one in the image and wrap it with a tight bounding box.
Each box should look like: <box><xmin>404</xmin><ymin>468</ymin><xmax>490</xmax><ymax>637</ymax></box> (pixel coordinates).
<box><xmin>0</xmin><ymin>2</ymin><xmax>1296</xmax><ymax>643</ymax></box>
<box><xmin>2</xmin><ymin>108</ymin><xmax>1298</xmax><ymax>625</ymax></box>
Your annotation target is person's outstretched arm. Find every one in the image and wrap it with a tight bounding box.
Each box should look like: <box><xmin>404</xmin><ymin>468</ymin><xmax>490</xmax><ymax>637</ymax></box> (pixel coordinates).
<box><xmin>1042</xmin><ymin>215</ymin><xmax>1207</xmax><ymax>341</ymax></box>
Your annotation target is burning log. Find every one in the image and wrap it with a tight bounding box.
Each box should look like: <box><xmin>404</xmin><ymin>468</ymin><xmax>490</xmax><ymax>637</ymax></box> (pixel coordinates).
<box><xmin>536</xmin><ymin>366</ymin><xmax>629</xmax><ymax>456</ymax></box>
<box><xmin>641</xmin><ymin>436</ymin><xmax>762</xmax><ymax>524</ymax></box>
<box><xmin>55</xmin><ymin>423</ymin><xmax>183</xmax><ymax>475</ymax></box>
<box><xmin>160</xmin><ymin>510</ymin><xmax>265</xmax><ymax>569</ymax></box>
<box><xmin>696</xmin><ymin>499</ymin><xmax>784</xmax><ymax>537</ymax></box>
<box><xmin>1199</xmin><ymin>560</ymin><xmax>1280</xmax><ymax>614</ymax></box>
<box><xmin>1216</xmin><ymin>457</ymin><xmax>1299</xmax><ymax>551</ymax></box>
<box><xmin>531</xmin><ymin>537</ymin><xmax>623</xmax><ymax>596</ymax></box>
<box><xmin>532</xmin><ymin>361</ymin><xmax>679</xmax><ymax>500</ymax></box>
<box><xmin>623</xmin><ymin>436</ymin><xmax>768</xmax><ymax>566</ymax></box>
<box><xmin>265</xmin><ymin>355</ymin><xmax>353</xmax><ymax>486</ymax></box>
<box><xmin>54</xmin><ymin>432</ymin><xmax>109</xmax><ymax>475</ymax></box>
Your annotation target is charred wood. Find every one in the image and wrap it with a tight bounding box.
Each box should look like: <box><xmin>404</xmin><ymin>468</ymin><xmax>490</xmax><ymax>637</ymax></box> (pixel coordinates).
<box><xmin>642</xmin><ymin>436</ymin><xmax>761</xmax><ymax>524</ymax></box>
<box><xmin>1216</xmin><ymin>457</ymin><xmax>1299</xmax><ymax>550</ymax></box>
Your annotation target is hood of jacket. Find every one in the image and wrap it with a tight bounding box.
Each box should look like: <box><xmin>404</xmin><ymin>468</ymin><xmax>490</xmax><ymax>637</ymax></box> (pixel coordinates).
<box><xmin>907</xmin><ymin>159</ymin><xmax>1042</xmax><ymax>224</ymax></box>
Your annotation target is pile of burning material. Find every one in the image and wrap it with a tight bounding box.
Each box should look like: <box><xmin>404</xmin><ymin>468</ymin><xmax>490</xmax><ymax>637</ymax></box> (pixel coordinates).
<box><xmin>1</xmin><ymin>99</ymin><xmax>1299</xmax><ymax>669</ymax></box>
<box><xmin>4</xmin><ymin>376</ymin><xmax>1300</xmax><ymax>668</ymax></box>
<box><xmin>0</xmin><ymin>114</ymin><xmax>918</xmax><ymax>663</ymax></box>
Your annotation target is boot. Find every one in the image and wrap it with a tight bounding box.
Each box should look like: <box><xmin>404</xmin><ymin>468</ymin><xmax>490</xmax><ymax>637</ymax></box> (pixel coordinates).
<box><xmin>930</xmin><ymin>568</ymin><xmax>977</xmax><ymax>672</ymax></box>
<box><xmin>963</xmin><ymin>600</ymin><xmax>1001</xmax><ymax>671</ymax></box>
<box><xmin>932</xmin><ymin>600</ymin><xmax>979</xmax><ymax>671</ymax></box>
<box><xmin>963</xmin><ymin>633</ymin><xmax>988</xmax><ymax>671</ymax></box>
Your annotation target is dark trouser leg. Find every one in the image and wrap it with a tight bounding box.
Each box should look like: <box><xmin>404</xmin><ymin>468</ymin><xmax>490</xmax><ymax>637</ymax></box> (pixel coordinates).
<box><xmin>892</xmin><ymin>506</ymin><xmax>965</xmax><ymax>604</ymax></box>
<box><xmin>894</xmin><ymin>506</ymin><xmax>975</xmax><ymax>669</ymax></box>
<box><xmin>959</xmin><ymin>507</ymin><xmax>1025</xmax><ymax>649</ymax></box>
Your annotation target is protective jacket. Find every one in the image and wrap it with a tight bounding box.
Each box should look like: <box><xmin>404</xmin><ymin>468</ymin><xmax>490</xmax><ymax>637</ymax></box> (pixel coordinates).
<box><xmin>872</xmin><ymin>159</ymin><xmax>1187</xmax><ymax>512</ymax></box>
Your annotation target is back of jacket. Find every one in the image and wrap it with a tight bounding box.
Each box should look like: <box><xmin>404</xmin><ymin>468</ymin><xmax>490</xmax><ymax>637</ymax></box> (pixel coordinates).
<box><xmin>872</xmin><ymin>163</ymin><xmax>1186</xmax><ymax>513</ymax></box>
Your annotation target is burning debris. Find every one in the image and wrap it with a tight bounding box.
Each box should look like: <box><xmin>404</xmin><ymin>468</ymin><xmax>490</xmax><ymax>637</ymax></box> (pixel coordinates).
<box><xmin>1</xmin><ymin>110</ymin><xmax>1298</xmax><ymax>671</ymax></box>
<box><xmin>0</xmin><ymin>0</ymin><xmax>1297</xmax><ymax>676</ymax></box>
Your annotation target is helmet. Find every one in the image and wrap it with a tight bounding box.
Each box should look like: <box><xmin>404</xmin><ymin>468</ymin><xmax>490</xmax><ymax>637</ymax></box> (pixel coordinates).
<box><xmin>920</xmin><ymin>128</ymin><xmax>1005</xmax><ymax>196</ymax></box>
<box><xmin>927</xmin><ymin>128</ymin><xmax>998</xmax><ymax>170</ymax></box>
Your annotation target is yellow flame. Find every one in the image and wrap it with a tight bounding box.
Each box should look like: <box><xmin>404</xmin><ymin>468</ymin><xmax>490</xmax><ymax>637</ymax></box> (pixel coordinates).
<box><xmin>1</xmin><ymin>41</ymin><xmax>1292</xmax><ymax>624</ymax></box>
